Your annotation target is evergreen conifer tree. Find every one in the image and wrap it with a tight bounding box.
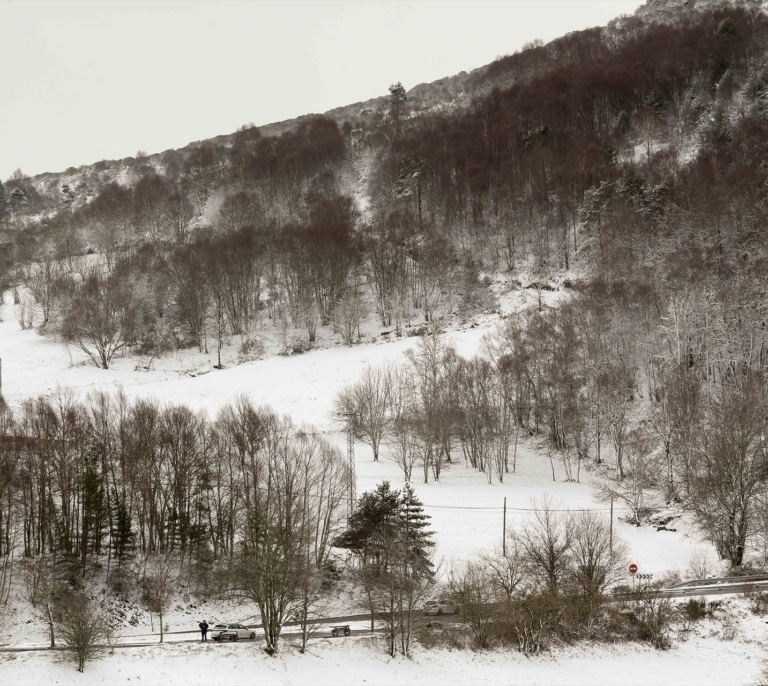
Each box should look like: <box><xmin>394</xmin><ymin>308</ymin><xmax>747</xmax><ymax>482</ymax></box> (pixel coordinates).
<box><xmin>334</xmin><ymin>481</ymin><xmax>436</xmax><ymax>654</ymax></box>
<box><xmin>397</xmin><ymin>482</ymin><xmax>435</xmax><ymax>579</ymax></box>
<box><xmin>332</xmin><ymin>480</ymin><xmax>400</xmax><ymax>563</ymax></box>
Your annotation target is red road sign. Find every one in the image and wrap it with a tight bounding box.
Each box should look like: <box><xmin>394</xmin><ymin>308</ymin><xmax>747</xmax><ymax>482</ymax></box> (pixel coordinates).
<box><xmin>629</xmin><ymin>563</ymin><xmax>638</xmax><ymax>574</ymax></box>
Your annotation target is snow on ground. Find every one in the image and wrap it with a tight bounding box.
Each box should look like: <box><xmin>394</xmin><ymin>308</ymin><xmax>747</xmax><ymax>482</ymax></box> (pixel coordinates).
<box><xmin>1</xmin><ymin>288</ymin><xmax>766</xmax><ymax>684</ymax></box>
<box><xmin>1</xmin><ymin>626</ymin><xmax>766</xmax><ymax>686</ymax></box>
<box><xmin>0</xmin><ymin>286</ymin><xmax>712</xmax><ymax>576</ymax></box>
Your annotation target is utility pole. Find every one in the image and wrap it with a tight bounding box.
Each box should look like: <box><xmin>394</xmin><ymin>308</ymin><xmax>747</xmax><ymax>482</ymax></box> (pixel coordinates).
<box><xmin>502</xmin><ymin>496</ymin><xmax>507</xmax><ymax>556</ymax></box>
<box><xmin>609</xmin><ymin>497</ymin><xmax>614</xmax><ymax>556</ymax></box>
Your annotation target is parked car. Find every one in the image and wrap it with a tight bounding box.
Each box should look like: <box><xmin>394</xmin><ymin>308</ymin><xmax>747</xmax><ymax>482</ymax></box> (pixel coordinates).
<box><xmin>210</xmin><ymin>622</ymin><xmax>257</xmax><ymax>641</ymax></box>
<box><xmin>423</xmin><ymin>599</ymin><xmax>460</xmax><ymax>616</ymax></box>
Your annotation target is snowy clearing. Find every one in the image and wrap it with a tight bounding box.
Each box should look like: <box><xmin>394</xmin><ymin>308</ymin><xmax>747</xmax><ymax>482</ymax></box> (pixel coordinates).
<box><xmin>1</xmin><ymin>290</ymin><xmax>767</xmax><ymax>684</ymax></box>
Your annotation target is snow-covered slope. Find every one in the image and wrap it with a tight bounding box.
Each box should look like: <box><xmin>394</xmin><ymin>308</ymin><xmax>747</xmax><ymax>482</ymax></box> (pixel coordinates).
<box><xmin>2</xmin><ymin>285</ymin><xmax>767</xmax><ymax>684</ymax></box>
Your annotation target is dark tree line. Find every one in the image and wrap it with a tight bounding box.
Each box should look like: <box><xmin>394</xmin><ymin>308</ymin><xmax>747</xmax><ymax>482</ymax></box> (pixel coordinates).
<box><xmin>0</xmin><ymin>392</ymin><xmax>349</xmax><ymax>615</ymax></box>
<box><xmin>364</xmin><ymin>7</ymin><xmax>768</xmax><ymax>276</ymax></box>
<box><xmin>16</xmin><ymin>184</ymin><xmax>471</xmax><ymax>367</ymax></box>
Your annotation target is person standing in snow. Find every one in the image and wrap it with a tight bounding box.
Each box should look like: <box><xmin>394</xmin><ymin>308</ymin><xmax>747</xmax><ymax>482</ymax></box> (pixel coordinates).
<box><xmin>199</xmin><ymin>619</ymin><xmax>209</xmax><ymax>642</ymax></box>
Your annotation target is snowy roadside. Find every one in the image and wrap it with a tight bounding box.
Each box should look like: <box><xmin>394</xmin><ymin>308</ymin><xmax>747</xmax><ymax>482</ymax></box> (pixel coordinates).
<box><xmin>0</xmin><ymin>627</ymin><xmax>765</xmax><ymax>686</ymax></box>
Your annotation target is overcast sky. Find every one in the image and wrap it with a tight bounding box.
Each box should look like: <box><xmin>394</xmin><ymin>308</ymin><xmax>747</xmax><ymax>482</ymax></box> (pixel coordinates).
<box><xmin>0</xmin><ymin>0</ymin><xmax>643</xmax><ymax>182</ymax></box>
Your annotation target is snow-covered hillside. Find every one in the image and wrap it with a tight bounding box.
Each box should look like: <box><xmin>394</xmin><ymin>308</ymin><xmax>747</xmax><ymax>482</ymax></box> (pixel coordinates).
<box><xmin>1</xmin><ymin>281</ymin><xmax>767</xmax><ymax>684</ymax></box>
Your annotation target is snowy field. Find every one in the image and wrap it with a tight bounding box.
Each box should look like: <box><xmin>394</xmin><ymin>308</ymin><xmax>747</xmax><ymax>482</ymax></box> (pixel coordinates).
<box><xmin>2</xmin><ymin>631</ymin><xmax>767</xmax><ymax>686</ymax></box>
<box><xmin>1</xmin><ymin>289</ymin><xmax>767</xmax><ymax>684</ymax></box>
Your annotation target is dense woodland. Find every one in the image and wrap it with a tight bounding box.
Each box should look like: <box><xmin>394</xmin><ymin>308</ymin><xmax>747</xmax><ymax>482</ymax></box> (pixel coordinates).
<box><xmin>2</xmin><ymin>1</ymin><xmax>768</xmax><ymax>657</ymax></box>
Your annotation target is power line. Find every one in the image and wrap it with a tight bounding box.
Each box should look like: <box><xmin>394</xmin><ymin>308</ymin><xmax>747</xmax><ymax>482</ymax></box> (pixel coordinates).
<box><xmin>420</xmin><ymin>502</ymin><xmax>633</xmax><ymax>513</ymax></box>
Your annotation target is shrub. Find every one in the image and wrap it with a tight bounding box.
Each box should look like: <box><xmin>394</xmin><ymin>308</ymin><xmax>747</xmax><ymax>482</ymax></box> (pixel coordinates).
<box><xmin>681</xmin><ymin>598</ymin><xmax>707</xmax><ymax>621</ymax></box>
<box><xmin>417</xmin><ymin>623</ymin><xmax>465</xmax><ymax>650</ymax></box>
<box><xmin>280</xmin><ymin>337</ymin><xmax>311</xmax><ymax>356</ymax></box>
<box><xmin>633</xmin><ymin>589</ymin><xmax>675</xmax><ymax>650</ymax></box>
<box><xmin>509</xmin><ymin>592</ymin><xmax>563</xmax><ymax>654</ymax></box>
<box><xmin>746</xmin><ymin>591</ymin><xmax>768</xmax><ymax>615</ymax></box>
<box><xmin>238</xmin><ymin>338</ymin><xmax>265</xmax><ymax>363</ymax></box>
<box><xmin>721</xmin><ymin>605</ymin><xmax>739</xmax><ymax>641</ymax></box>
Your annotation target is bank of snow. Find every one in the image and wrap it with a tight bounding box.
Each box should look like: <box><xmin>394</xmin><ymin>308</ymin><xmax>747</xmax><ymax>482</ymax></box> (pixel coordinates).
<box><xmin>1</xmin><ymin>630</ymin><xmax>765</xmax><ymax>686</ymax></box>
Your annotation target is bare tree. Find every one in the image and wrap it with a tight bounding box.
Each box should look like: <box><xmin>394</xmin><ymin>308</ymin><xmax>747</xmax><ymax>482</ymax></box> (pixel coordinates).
<box><xmin>84</xmin><ymin>182</ymin><xmax>134</xmax><ymax>269</ymax></box>
<box><xmin>332</xmin><ymin>286</ymin><xmax>366</xmax><ymax>345</ymax></box>
<box><xmin>447</xmin><ymin>543</ymin><xmax>528</xmax><ymax>648</ymax></box>
<box><xmin>57</xmin><ymin>593</ymin><xmax>107</xmax><ymax>672</ymax></box>
<box><xmin>169</xmin><ymin>241</ymin><xmax>210</xmax><ymax>352</ymax></box>
<box><xmin>483</xmin><ymin>540</ymin><xmax>527</xmax><ymax>602</ymax></box>
<box><xmin>334</xmin><ymin>363</ymin><xmax>394</xmax><ymax>462</ymax></box>
<box><xmin>166</xmin><ymin>191</ymin><xmax>195</xmax><ymax>245</ymax></box>
<box><xmin>62</xmin><ymin>274</ymin><xmax>140</xmax><ymax>369</ymax></box>
<box><xmin>240</xmin><ymin>513</ymin><xmax>305</xmax><ymax>654</ymax></box>
<box><xmin>691</xmin><ymin>375</ymin><xmax>768</xmax><ymax>567</ymax></box>
<box><xmin>292</xmin><ymin>558</ymin><xmax>330</xmax><ymax>654</ymax></box>
<box><xmin>648</xmin><ymin>361</ymin><xmax>703</xmax><ymax>499</ymax></box>
<box><xmin>632</xmin><ymin>585</ymin><xmax>676</xmax><ymax>650</ymax></box>
<box><xmin>403</xmin><ymin>331</ymin><xmax>459</xmax><ymax>482</ymax></box>
<box><xmin>686</xmin><ymin>548</ymin><xmax>715</xmax><ymax>580</ymax></box>
<box><xmin>205</xmin><ymin>242</ymin><xmax>231</xmax><ymax>368</ymax></box>
<box><xmin>363</xmin><ymin>213</ymin><xmax>410</xmax><ymax>329</ymax></box>
<box><xmin>596</xmin><ymin>425</ymin><xmax>660</xmax><ymax>526</ymax></box>
<box><xmin>143</xmin><ymin>553</ymin><xmax>176</xmax><ymax>642</ymax></box>
<box><xmin>24</xmin><ymin>556</ymin><xmax>60</xmax><ymax>648</ymax></box>
<box><xmin>386</xmin><ymin>418</ymin><xmax>420</xmax><ymax>482</ymax></box>
<box><xmin>598</xmin><ymin>361</ymin><xmax>635</xmax><ymax>480</ymax></box>
<box><xmin>516</xmin><ymin>496</ymin><xmax>573</xmax><ymax>596</ymax></box>
<box><xmin>132</xmin><ymin>173</ymin><xmax>171</xmax><ymax>241</ymax></box>
<box><xmin>13</xmin><ymin>285</ymin><xmax>35</xmax><ymax>329</ymax></box>
<box><xmin>454</xmin><ymin>356</ymin><xmax>496</xmax><ymax>476</ymax></box>
<box><xmin>449</xmin><ymin>559</ymin><xmax>505</xmax><ymax>648</ymax></box>
<box><xmin>0</xmin><ymin>401</ymin><xmax>18</xmax><ymax>606</ymax></box>
<box><xmin>407</xmin><ymin>229</ymin><xmax>457</xmax><ymax>323</ymax></box>
<box><xmin>20</xmin><ymin>248</ymin><xmax>60</xmax><ymax>327</ymax></box>
<box><xmin>237</xmin><ymin>414</ymin><xmax>348</xmax><ymax>654</ymax></box>
<box><xmin>569</xmin><ymin>511</ymin><xmax>628</xmax><ymax>629</ymax></box>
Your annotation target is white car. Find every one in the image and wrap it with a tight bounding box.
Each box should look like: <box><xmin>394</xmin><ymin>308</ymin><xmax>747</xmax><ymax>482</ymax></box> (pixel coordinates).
<box><xmin>423</xmin><ymin>599</ymin><xmax>460</xmax><ymax>616</ymax></box>
<box><xmin>210</xmin><ymin>622</ymin><xmax>257</xmax><ymax>642</ymax></box>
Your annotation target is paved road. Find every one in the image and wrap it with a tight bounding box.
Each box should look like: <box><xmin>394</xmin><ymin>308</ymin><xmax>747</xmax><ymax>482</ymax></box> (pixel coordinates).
<box><xmin>0</xmin><ymin>613</ymin><xmax>398</xmax><ymax>652</ymax></box>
